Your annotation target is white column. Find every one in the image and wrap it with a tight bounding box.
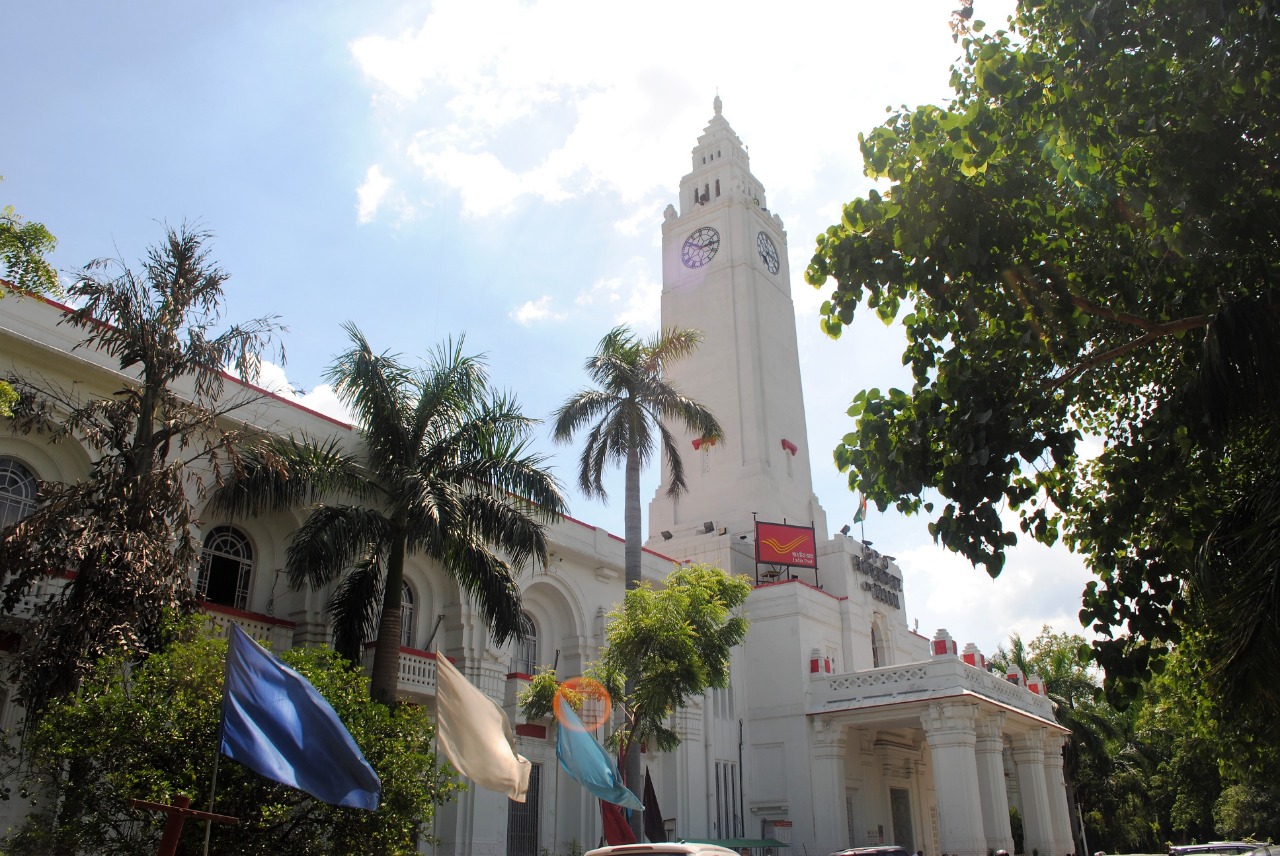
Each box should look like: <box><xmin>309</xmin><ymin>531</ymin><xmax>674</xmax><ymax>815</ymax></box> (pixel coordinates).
<box><xmin>1010</xmin><ymin>729</ymin><xmax>1053</xmax><ymax>856</ymax></box>
<box><xmin>975</xmin><ymin>713</ymin><xmax>1014</xmax><ymax>854</ymax></box>
<box><xmin>1042</xmin><ymin>732</ymin><xmax>1073</xmax><ymax>856</ymax></box>
<box><xmin>920</xmin><ymin>702</ymin><xmax>986</xmax><ymax>856</ymax></box>
<box><xmin>811</xmin><ymin>720</ymin><xmax>849</xmax><ymax>854</ymax></box>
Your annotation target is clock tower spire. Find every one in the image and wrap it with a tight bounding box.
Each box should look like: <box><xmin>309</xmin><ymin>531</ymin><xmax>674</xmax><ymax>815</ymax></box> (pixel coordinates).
<box><xmin>649</xmin><ymin>98</ymin><xmax>828</xmax><ymax>546</ymax></box>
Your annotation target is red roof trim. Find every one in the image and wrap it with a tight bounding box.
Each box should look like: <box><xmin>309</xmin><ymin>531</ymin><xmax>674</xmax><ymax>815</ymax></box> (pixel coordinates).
<box><xmin>199</xmin><ymin>601</ymin><xmax>296</xmax><ymax>628</ymax></box>
<box><xmin>515</xmin><ymin>723</ymin><xmax>547</xmax><ymax>739</ymax></box>
<box><xmin>752</xmin><ymin>577</ymin><xmax>845</xmax><ymax>601</ymax></box>
<box><xmin>32</xmin><ymin>295</ymin><xmax>351</xmax><ymax>429</ymax></box>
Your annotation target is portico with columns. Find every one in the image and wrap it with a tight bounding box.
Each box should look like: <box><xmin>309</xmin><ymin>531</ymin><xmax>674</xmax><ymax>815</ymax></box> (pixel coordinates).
<box><xmin>779</xmin><ymin>625</ymin><xmax>1072</xmax><ymax>856</ymax></box>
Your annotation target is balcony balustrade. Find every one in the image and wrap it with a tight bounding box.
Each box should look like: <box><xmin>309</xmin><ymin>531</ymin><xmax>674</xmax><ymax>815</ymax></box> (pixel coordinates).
<box><xmin>362</xmin><ymin>645</ymin><xmax>440</xmax><ymax>699</ymax></box>
<box><xmin>201</xmin><ymin>602</ymin><xmax>295</xmax><ymax>651</ymax></box>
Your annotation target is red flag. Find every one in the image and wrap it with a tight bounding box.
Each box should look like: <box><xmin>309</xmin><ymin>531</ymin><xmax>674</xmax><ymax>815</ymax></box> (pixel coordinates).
<box><xmin>601</xmin><ymin>800</ymin><xmax>637</xmax><ymax>845</ymax></box>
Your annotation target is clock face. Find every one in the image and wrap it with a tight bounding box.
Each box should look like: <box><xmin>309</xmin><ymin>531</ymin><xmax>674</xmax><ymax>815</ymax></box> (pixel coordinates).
<box><xmin>681</xmin><ymin>226</ymin><xmax>720</xmax><ymax>269</ymax></box>
<box><xmin>757</xmin><ymin>231</ymin><xmax>780</xmax><ymax>275</ymax></box>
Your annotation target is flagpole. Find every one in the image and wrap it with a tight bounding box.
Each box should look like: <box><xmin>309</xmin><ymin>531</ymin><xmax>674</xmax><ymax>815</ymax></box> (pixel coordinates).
<box><xmin>201</xmin><ymin>749</ymin><xmax>222</xmax><ymax>856</ymax></box>
<box><xmin>204</xmin><ymin>626</ymin><xmax>232</xmax><ymax>856</ymax></box>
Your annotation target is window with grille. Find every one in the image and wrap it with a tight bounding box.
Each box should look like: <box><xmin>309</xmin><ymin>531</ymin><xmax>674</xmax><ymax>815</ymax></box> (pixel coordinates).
<box><xmin>505</xmin><ymin>762</ymin><xmax>540</xmax><ymax>856</ymax></box>
<box><xmin>401</xmin><ymin>582</ymin><xmax>415</xmax><ymax>648</ymax></box>
<box><xmin>198</xmin><ymin>526</ymin><xmax>253</xmax><ymax>610</ymax></box>
<box><xmin>511</xmin><ymin>612</ymin><xmax>537</xmax><ymax>675</ymax></box>
<box><xmin>715</xmin><ymin>760</ymin><xmax>741</xmax><ymax>837</ymax></box>
<box><xmin>0</xmin><ymin>458</ymin><xmax>37</xmax><ymax>529</ymax></box>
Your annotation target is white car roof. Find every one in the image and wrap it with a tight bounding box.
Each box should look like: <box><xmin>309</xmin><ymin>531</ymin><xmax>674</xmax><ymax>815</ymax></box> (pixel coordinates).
<box><xmin>585</xmin><ymin>844</ymin><xmax>744</xmax><ymax>856</ymax></box>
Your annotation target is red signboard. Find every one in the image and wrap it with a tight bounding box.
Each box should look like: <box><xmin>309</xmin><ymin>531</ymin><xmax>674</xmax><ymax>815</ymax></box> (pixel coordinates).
<box><xmin>755</xmin><ymin>521</ymin><xmax>817</xmax><ymax>569</ymax></box>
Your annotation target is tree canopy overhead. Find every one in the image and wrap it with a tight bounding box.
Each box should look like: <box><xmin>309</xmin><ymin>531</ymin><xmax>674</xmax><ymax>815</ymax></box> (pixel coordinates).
<box><xmin>807</xmin><ymin>0</ymin><xmax>1280</xmax><ymax>707</ymax></box>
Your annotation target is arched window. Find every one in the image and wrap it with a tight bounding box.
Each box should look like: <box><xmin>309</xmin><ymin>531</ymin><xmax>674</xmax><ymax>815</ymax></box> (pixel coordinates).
<box><xmin>198</xmin><ymin>526</ymin><xmax>253</xmax><ymax>610</ymax></box>
<box><xmin>871</xmin><ymin>623</ymin><xmax>885</xmax><ymax>669</ymax></box>
<box><xmin>0</xmin><ymin>457</ymin><xmax>37</xmax><ymax>529</ymax></box>
<box><xmin>512</xmin><ymin>612</ymin><xmax>537</xmax><ymax>675</ymax></box>
<box><xmin>401</xmin><ymin>582</ymin><xmax>415</xmax><ymax>649</ymax></box>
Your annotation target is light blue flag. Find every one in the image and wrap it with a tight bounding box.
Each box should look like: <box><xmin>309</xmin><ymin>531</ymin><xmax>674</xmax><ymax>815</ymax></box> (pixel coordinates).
<box><xmin>220</xmin><ymin>624</ymin><xmax>381</xmax><ymax>810</ymax></box>
<box><xmin>555</xmin><ymin>702</ymin><xmax>644</xmax><ymax>811</ymax></box>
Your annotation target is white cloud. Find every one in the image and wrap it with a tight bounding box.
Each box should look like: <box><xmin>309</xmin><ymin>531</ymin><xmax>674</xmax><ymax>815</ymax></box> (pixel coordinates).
<box><xmin>510</xmin><ymin>295</ymin><xmax>566</xmax><ymax>326</ymax></box>
<box><xmin>350</xmin><ymin>0</ymin><xmax>1020</xmax><ymax>223</ymax></box>
<box><xmin>252</xmin><ymin>362</ymin><xmax>354</xmax><ymax>424</ymax></box>
<box><xmin>356</xmin><ymin>164</ymin><xmax>393</xmax><ymax>223</ymax></box>
<box><xmin>294</xmin><ymin>384</ymin><xmax>353</xmax><ymax>424</ymax></box>
<box><xmin>899</xmin><ymin>532</ymin><xmax>1093</xmax><ymax>661</ymax></box>
<box><xmin>572</xmin><ymin>258</ymin><xmax>660</xmax><ymax>330</ymax></box>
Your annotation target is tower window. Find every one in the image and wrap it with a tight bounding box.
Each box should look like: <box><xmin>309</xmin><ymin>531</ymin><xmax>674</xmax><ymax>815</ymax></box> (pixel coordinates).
<box><xmin>0</xmin><ymin>457</ymin><xmax>37</xmax><ymax>529</ymax></box>
<box><xmin>198</xmin><ymin>525</ymin><xmax>253</xmax><ymax>610</ymax></box>
<box><xmin>715</xmin><ymin>179</ymin><xmax>720</xmax><ymax>198</ymax></box>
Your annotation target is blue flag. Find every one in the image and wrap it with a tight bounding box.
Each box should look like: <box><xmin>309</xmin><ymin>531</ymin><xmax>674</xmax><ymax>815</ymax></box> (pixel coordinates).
<box><xmin>220</xmin><ymin>624</ymin><xmax>381</xmax><ymax>810</ymax></box>
<box><xmin>556</xmin><ymin>702</ymin><xmax>644</xmax><ymax>811</ymax></box>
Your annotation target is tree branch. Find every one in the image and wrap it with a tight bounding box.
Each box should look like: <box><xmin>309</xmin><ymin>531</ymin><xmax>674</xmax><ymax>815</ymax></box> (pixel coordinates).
<box><xmin>1049</xmin><ymin>314</ymin><xmax>1213</xmax><ymax>390</ymax></box>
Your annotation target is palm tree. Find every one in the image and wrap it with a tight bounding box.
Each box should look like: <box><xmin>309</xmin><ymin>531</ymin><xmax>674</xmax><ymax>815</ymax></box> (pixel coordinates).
<box><xmin>553</xmin><ymin>325</ymin><xmax>722</xmax><ymax>828</ymax></box>
<box><xmin>213</xmin><ymin>324</ymin><xmax>566</xmax><ymax>705</ymax></box>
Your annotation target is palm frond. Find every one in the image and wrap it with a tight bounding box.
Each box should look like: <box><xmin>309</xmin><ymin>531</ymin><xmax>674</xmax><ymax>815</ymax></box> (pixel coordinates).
<box><xmin>642</xmin><ymin>326</ymin><xmax>704</xmax><ymax>372</ymax></box>
<box><xmin>552</xmin><ymin>390</ymin><xmax>617</xmax><ymax>444</ymax></box>
<box><xmin>441</xmin><ymin>537</ymin><xmax>524</xmax><ymax>645</ymax></box>
<box><xmin>1193</xmin><ymin>458</ymin><xmax>1280</xmax><ymax>718</ymax></box>
<box><xmin>284</xmin><ymin>504</ymin><xmax>391</xmax><ymax>591</ymax></box>
<box><xmin>326</xmin><ymin>322</ymin><xmax>414</xmax><ymax>477</ymax></box>
<box><xmin>326</xmin><ymin>558</ymin><xmax>384</xmax><ymax>664</ymax></box>
<box><xmin>210</xmin><ymin>434</ymin><xmax>369</xmax><ymax>518</ymax></box>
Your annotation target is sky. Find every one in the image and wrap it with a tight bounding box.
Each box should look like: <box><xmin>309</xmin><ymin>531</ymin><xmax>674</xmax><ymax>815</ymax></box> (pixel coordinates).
<box><xmin>3</xmin><ymin>0</ymin><xmax>1094</xmax><ymax>659</ymax></box>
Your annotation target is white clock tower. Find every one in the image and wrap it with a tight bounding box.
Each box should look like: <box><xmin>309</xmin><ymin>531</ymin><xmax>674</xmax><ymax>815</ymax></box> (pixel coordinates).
<box><xmin>648</xmin><ymin>96</ymin><xmax>828</xmax><ymax>546</ymax></box>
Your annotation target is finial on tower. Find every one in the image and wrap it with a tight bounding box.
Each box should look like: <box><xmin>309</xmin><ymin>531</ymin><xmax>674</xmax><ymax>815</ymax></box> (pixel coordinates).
<box><xmin>713</xmin><ymin>94</ymin><xmax>722</xmax><ymax>116</ymax></box>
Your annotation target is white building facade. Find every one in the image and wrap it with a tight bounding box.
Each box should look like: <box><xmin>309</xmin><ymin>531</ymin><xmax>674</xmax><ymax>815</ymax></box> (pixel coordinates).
<box><xmin>0</xmin><ymin>99</ymin><xmax>1073</xmax><ymax>856</ymax></box>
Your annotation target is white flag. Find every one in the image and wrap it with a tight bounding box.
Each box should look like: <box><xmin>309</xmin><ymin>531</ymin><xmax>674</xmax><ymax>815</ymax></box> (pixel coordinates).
<box><xmin>434</xmin><ymin>652</ymin><xmax>531</xmax><ymax>802</ymax></box>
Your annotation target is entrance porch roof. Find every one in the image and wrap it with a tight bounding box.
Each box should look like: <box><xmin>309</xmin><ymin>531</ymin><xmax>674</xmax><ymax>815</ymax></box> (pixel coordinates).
<box><xmin>808</xmin><ymin>656</ymin><xmax>1064</xmax><ymax>733</ymax></box>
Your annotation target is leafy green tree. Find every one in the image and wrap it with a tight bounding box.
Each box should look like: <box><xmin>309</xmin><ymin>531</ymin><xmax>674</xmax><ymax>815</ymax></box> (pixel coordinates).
<box><xmin>1135</xmin><ymin>636</ymin><xmax>1280</xmax><ymax>843</ymax></box>
<box><xmin>551</xmin><ymin>325</ymin><xmax>723</xmax><ymax>828</ymax></box>
<box><xmin>0</xmin><ymin>183</ymin><xmax>58</xmax><ymax>298</ymax></box>
<box><xmin>806</xmin><ymin>0</ymin><xmax>1280</xmax><ymax>711</ymax></box>
<box><xmin>1</xmin><ymin>622</ymin><xmax>459</xmax><ymax>856</ymax></box>
<box><xmin>0</xmin><ymin>185</ymin><xmax>59</xmax><ymax>416</ymax></box>
<box><xmin>521</xmin><ymin>563</ymin><xmax>749</xmax><ymax>776</ymax></box>
<box><xmin>0</xmin><ymin>225</ymin><xmax>282</xmax><ymax>714</ymax></box>
<box><xmin>212</xmin><ymin>325</ymin><xmax>566</xmax><ymax>705</ymax></box>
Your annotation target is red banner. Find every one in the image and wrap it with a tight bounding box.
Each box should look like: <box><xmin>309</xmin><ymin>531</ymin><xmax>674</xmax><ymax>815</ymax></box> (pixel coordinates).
<box><xmin>755</xmin><ymin>521</ymin><xmax>817</xmax><ymax>568</ymax></box>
